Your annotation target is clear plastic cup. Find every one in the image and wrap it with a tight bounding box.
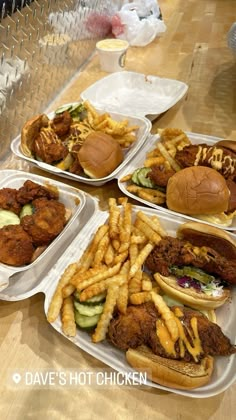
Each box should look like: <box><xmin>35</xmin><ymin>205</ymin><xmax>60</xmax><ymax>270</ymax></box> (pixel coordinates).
<box><xmin>96</xmin><ymin>39</ymin><xmax>129</xmax><ymax>72</ymax></box>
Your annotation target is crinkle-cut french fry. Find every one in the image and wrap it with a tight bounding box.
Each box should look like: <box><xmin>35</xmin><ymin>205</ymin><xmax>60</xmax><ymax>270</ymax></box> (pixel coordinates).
<box><xmin>104</xmin><ymin>242</ymin><xmax>115</xmax><ymax>266</ymax></box>
<box><xmin>79</xmin><ymin>274</ymin><xmax>125</xmax><ymax>302</ymax></box>
<box><xmin>94</xmin><ymin>119</ymin><xmax>109</xmax><ymax>130</ymax></box>
<box><xmin>129</xmin><ymin>286</ymin><xmax>160</xmax><ymax>305</ymax></box>
<box><xmin>129</xmin><ymin>291</ymin><xmax>152</xmax><ymax>305</ymax></box>
<box><xmin>141</xmin><ymin>272</ymin><xmax>153</xmax><ymax>291</ymax></box>
<box><xmin>135</xmin><ymin>218</ymin><xmax>162</xmax><ymax>245</ymax></box>
<box><xmin>79</xmin><ymin>225</ymin><xmax>109</xmax><ymax>270</ymax></box>
<box><xmin>92</xmin><ymin>232</ymin><xmax>110</xmax><ymax>267</ymax></box>
<box><xmin>116</xmin><ymin>134</ymin><xmax>137</xmax><ymax>145</ymax></box>
<box><xmin>156</xmin><ymin>142</ymin><xmax>181</xmax><ymax>172</ymax></box>
<box><xmin>112</xmin><ymin>238</ymin><xmax>120</xmax><ymax>251</ymax></box>
<box><xmin>128</xmin><ymin>269</ymin><xmax>142</xmax><ymax>295</ymax></box>
<box><xmin>119</xmin><ymin>173</ymin><xmax>132</xmax><ymax>183</ymax></box>
<box><xmin>117</xmin><ymin>197</ymin><xmax>128</xmax><ymax>205</ymax></box>
<box><xmin>119</xmin><ymin>202</ymin><xmax>132</xmax><ymax>245</ymax></box>
<box><xmin>113</xmin><ymin>250</ymin><xmax>128</xmax><ymax>265</ymax></box>
<box><xmin>76</xmin><ymin>263</ymin><xmax>122</xmax><ymax>292</ymax></box>
<box><xmin>137</xmin><ymin>211</ymin><xmax>167</xmax><ymax>238</ymax></box>
<box><xmin>70</xmin><ymin>265</ymin><xmax>107</xmax><ymax>287</ymax></box>
<box><xmin>126</xmin><ymin>184</ymin><xmax>166</xmax><ymax>198</ymax></box>
<box><xmin>151</xmin><ymin>291</ymin><xmax>179</xmax><ymax>342</ymax></box>
<box><xmin>144</xmin><ymin>156</ymin><xmax>165</xmax><ymax>167</ymax></box>
<box><xmin>130</xmin><ymin>234</ymin><xmax>147</xmax><ymax>245</ymax></box>
<box><xmin>92</xmin><ymin>284</ymin><xmax>120</xmax><ymax>343</ymax></box>
<box><xmin>146</xmin><ymin>148</ymin><xmax>162</xmax><ymax>158</ymax></box>
<box><xmin>108</xmin><ymin>198</ymin><xmax>120</xmax><ymax>239</ymax></box>
<box><xmin>150</xmin><ymin>215</ymin><xmax>167</xmax><ymax>238</ymax></box>
<box><xmin>129</xmin><ymin>243</ymin><xmax>154</xmax><ymax>278</ymax></box>
<box><xmin>129</xmin><ymin>243</ymin><xmax>138</xmax><ymax>266</ymax></box>
<box><xmin>116</xmin><ymin>281</ymin><xmax>128</xmax><ymax>314</ymax></box>
<box><xmin>93</xmin><ymin>113</ymin><xmax>110</xmax><ymax>126</ymax></box>
<box><xmin>47</xmin><ymin>263</ymin><xmax>78</xmax><ymax>323</ymax></box>
<box><xmin>138</xmin><ymin>190</ymin><xmax>166</xmax><ymax>205</ymax></box>
<box><xmin>62</xmin><ymin>283</ymin><xmax>76</xmax><ymax>298</ymax></box>
<box><xmin>61</xmin><ymin>296</ymin><xmax>76</xmax><ymax>337</ymax></box>
<box><xmin>116</xmin><ymin>261</ymin><xmax>130</xmax><ymax>314</ymax></box>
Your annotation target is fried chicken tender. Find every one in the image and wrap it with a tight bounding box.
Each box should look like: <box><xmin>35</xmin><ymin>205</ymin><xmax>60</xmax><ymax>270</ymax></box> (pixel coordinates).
<box><xmin>0</xmin><ymin>225</ymin><xmax>34</xmax><ymax>266</ymax></box>
<box><xmin>0</xmin><ymin>188</ymin><xmax>22</xmax><ymax>215</ymax></box>
<box><xmin>21</xmin><ymin>198</ymin><xmax>66</xmax><ymax>246</ymax></box>
<box><xmin>145</xmin><ymin>236</ymin><xmax>236</xmax><ymax>285</ymax></box>
<box><xmin>148</xmin><ymin>306</ymin><xmax>236</xmax><ymax>362</ymax></box>
<box><xmin>16</xmin><ymin>180</ymin><xmax>58</xmax><ymax>205</ymax></box>
<box><xmin>108</xmin><ymin>302</ymin><xmax>236</xmax><ymax>362</ymax></box>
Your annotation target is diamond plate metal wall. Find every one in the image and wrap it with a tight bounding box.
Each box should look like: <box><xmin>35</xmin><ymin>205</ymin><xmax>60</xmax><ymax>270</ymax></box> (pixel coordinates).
<box><xmin>0</xmin><ymin>0</ymin><xmax>109</xmax><ymax>160</ymax></box>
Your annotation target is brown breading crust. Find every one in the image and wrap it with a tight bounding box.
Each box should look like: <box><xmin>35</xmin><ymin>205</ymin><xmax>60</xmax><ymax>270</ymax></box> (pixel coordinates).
<box><xmin>0</xmin><ymin>188</ymin><xmax>22</xmax><ymax>215</ymax></box>
<box><xmin>0</xmin><ymin>225</ymin><xmax>34</xmax><ymax>266</ymax></box>
<box><xmin>21</xmin><ymin>198</ymin><xmax>66</xmax><ymax>246</ymax></box>
<box><xmin>16</xmin><ymin>180</ymin><xmax>58</xmax><ymax>205</ymax></box>
<box><xmin>145</xmin><ymin>236</ymin><xmax>236</xmax><ymax>285</ymax></box>
<box><xmin>108</xmin><ymin>303</ymin><xmax>236</xmax><ymax>362</ymax></box>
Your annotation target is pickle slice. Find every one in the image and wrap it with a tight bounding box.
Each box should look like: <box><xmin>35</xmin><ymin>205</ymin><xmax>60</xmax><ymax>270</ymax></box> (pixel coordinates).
<box><xmin>0</xmin><ymin>209</ymin><xmax>20</xmax><ymax>228</ymax></box>
<box><xmin>170</xmin><ymin>265</ymin><xmax>215</xmax><ymax>284</ymax></box>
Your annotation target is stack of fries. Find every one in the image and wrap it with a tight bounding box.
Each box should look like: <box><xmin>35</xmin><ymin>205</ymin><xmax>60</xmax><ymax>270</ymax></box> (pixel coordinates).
<box><xmin>47</xmin><ymin>198</ymin><xmax>168</xmax><ymax>342</ymax></box>
<box><xmin>82</xmin><ymin>101</ymin><xmax>139</xmax><ymax>149</ymax></box>
<box><xmin>120</xmin><ymin>128</ymin><xmax>191</xmax><ymax>204</ymax></box>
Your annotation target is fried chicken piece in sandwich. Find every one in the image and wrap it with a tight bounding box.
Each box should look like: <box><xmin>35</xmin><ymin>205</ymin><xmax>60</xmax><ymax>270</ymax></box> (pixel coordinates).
<box><xmin>145</xmin><ymin>236</ymin><xmax>236</xmax><ymax>285</ymax></box>
<box><xmin>108</xmin><ymin>302</ymin><xmax>236</xmax><ymax>362</ymax></box>
<box><xmin>0</xmin><ymin>225</ymin><xmax>34</xmax><ymax>266</ymax></box>
<box><xmin>51</xmin><ymin>111</ymin><xmax>72</xmax><ymax>138</ymax></box>
<box><xmin>21</xmin><ymin>198</ymin><xmax>66</xmax><ymax>246</ymax></box>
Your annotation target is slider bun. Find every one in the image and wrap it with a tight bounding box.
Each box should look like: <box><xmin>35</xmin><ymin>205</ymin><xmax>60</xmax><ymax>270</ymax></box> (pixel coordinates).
<box><xmin>214</xmin><ymin>139</ymin><xmax>236</xmax><ymax>154</ymax></box>
<box><xmin>126</xmin><ymin>345</ymin><xmax>214</xmax><ymax>390</ymax></box>
<box><xmin>78</xmin><ymin>132</ymin><xmax>124</xmax><ymax>179</ymax></box>
<box><xmin>166</xmin><ymin>166</ymin><xmax>230</xmax><ymax>215</ymax></box>
<box><xmin>177</xmin><ymin>221</ymin><xmax>236</xmax><ymax>260</ymax></box>
<box><xmin>21</xmin><ymin>114</ymin><xmax>49</xmax><ymax>158</ymax></box>
<box><xmin>154</xmin><ymin>273</ymin><xmax>230</xmax><ymax>310</ymax></box>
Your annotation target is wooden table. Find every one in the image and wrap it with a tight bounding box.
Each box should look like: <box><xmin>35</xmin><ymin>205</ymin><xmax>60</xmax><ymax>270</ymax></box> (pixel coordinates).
<box><xmin>1</xmin><ymin>1</ymin><xmax>236</xmax><ymax>418</ymax></box>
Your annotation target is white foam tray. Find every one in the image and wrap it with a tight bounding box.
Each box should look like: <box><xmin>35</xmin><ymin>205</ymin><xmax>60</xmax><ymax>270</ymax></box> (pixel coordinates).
<box><xmin>117</xmin><ymin>132</ymin><xmax>236</xmax><ymax>230</ymax></box>
<box><xmin>11</xmin><ymin>105</ymin><xmax>152</xmax><ymax>187</ymax></box>
<box><xmin>40</xmin><ymin>205</ymin><xmax>235</xmax><ymax>398</ymax></box>
<box><xmin>80</xmin><ymin>71</ymin><xmax>188</xmax><ymax>120</ymax></box>
<box><xmin>0</xmin><ymin>170</ymin><xmax>97</xmax><ymax>299</ymax></box>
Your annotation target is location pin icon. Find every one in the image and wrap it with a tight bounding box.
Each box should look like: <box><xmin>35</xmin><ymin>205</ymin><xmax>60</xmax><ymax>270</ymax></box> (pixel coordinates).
<box><xmin>12</xmin><ymin>373</ymin><xmax>22</xmax><ymax>384</ymax></box>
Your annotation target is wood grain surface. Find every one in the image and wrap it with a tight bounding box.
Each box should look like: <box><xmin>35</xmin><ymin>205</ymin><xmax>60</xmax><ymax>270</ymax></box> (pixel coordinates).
<box><xmin>1</xmin><ymin>1</ymin><xmax>236</xmax><ymax>419</ymax></box>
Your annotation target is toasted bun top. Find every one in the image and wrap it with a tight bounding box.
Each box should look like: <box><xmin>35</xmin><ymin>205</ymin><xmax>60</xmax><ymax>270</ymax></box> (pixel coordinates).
<box><xmin>166</xmin><ymin>166</ymin><xmax>230</xmax><ymax>215</ymax></box>
<box><xmin>126</xmin><ymin>345</ymin><xmax>214</xmax><ymax>390</ymax></box>
<box><xmin>154</xmin><ymin>273</ymin><xmax>230</xmax><ymax>310</ymax></box>
<box><xmin>215</xmin><ymin>140</ymin><xmax>236</xmax><ymax>154</ymax></box>
<box><xmin>177</xmin><ymin>221</ymin><xmax>236</xmax><ymax>260</ymax></box>
<box><xmin>21</xmin><ymin>114</ymin><xmax>49</xmax><ymax>158</ymax></box>
<box><xmin>78</xmin><ymin>132</ymin><xmax>124</xmax><ymax>179</ymax></box>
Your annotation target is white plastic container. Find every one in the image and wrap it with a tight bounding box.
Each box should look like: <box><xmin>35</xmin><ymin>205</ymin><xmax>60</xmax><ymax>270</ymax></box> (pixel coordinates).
<box><xmin>81</xmin><ymin>71</ymin><xmax>188</xmax><ymax>120</ymax></box>
<box><xmin>117</xmin><ymin>132</ymin><xmax>236</xmax><ymax>231</ymax></box>
<box><xmin>41</xmin><ymin>205</ymin><xmax>236</xmax><ymax>398</ymax></box>
<box><xmin>0</xmin><ymin>170</ymin><xmax>88</xmax><ymax>296</ymax></box>
<box><xmin>11</xmin><ymin>104</ymin><xmax>151</xmax><ymax>186</ymax></box>
<box><xmin>96</xmin><ymin>39</ymin><xmax>129</xmax><ymax>72</ymax></box>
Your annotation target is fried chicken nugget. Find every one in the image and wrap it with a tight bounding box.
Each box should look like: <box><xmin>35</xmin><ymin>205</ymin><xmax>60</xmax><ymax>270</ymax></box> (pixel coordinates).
<box><xmin>0</xmin><ymin>188</ymin><xmax>22</xmax><ymax>215</ymax></box>
<box><xmin>0</xmin><ymin>225</ymin><xmax>34</xmax><ymax>266</ymax></box>
<box><xmin>21</xmin><ymin>198</ymin><xmax>66</xmax><ymax>246</ymax></box>
<box><xmin>16</xmin><ymin>180</ymin><xmax>58</xmax><ymax>205</ymax></box>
